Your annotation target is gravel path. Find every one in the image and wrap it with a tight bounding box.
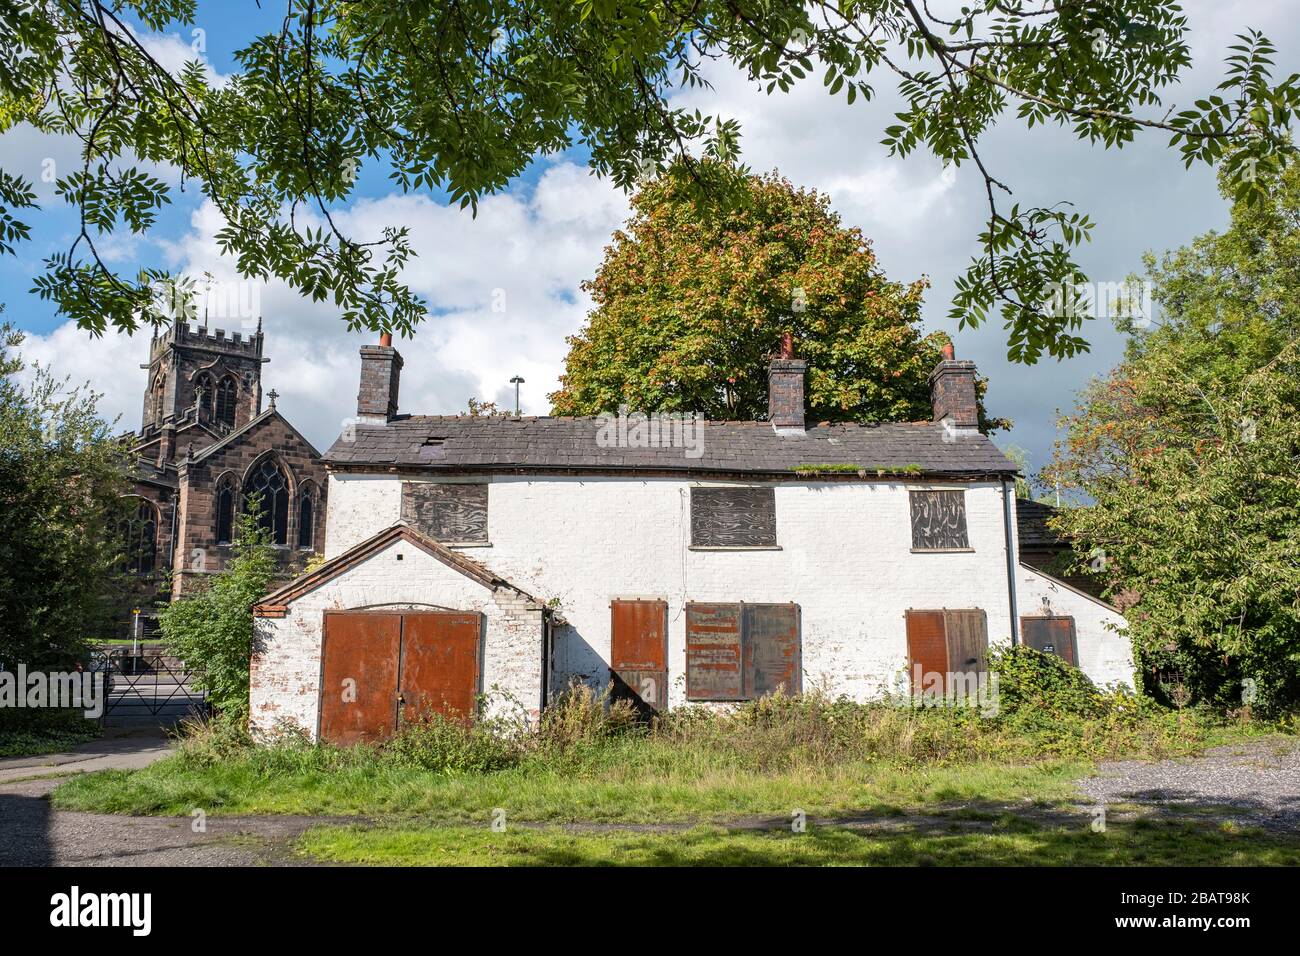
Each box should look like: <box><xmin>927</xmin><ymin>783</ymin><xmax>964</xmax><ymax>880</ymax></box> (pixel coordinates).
<box><xmin>1076</xmin><ymin>737</ymin><xmax>1300</xmax><ymax>832</ymax></box>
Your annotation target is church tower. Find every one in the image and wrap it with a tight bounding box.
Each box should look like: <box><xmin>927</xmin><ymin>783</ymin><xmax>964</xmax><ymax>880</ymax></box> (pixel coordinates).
<box><xmin>138</xmin><ymin>322</ymin><xmax>268</xmax><ymax>462</ymax></box>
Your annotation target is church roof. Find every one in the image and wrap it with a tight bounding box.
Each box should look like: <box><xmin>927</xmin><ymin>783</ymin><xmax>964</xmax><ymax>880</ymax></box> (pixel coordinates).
<box><xmin>323</xmin><ymin>415</ymin><xmax>1018</xmax><ymax>479</ymax></box>
<box><xmin>190</xmin><ymin>406</ymin><xmax>322</xmax><ymax>463</ymax></box>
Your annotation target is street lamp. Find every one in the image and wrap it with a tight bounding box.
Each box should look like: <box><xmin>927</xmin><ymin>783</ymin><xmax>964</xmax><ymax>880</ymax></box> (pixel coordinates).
<box><xmin>509</xmin><ymin>375</ymin><xmax>525</xmax><ymax>417</ymax></box>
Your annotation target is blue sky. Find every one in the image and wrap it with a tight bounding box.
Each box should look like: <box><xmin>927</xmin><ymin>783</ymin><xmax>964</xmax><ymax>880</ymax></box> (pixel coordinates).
<box><xmin>2</xmin><ymin>1</ymin><xmax>1293</xmax><ymax>489</ymax></box>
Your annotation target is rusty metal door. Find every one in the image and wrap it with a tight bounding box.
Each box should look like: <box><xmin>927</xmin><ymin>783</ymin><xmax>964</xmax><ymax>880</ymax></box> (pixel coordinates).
<box><xmin>944</xmin><ymin>609</ymin><xmax>988</xmax><ymax>675</ymax></box>
<box><xmin>319</xmin><ymin>612</ymin><xmax>402</xmax><ymax>745</ymax></box>
<box><xmin>685</xmin><ymin>603</ymin><xmax>744</xmax><ymax>700</ymax></box>
<box><xmin>1021</xmin><ymin>616</ymin><xmax>1077</xmax><ymax>665</ymax></box>
<box><xmin>907</xmin><ymin>609</ymin><xmax>989</xmax><ymax>697</ymax></box>
<box><xmin>400</xmin><ymin>612</ymin><xmax>482</xmax><ymax>724</ymax></box>
<box><xmin>610</xmin><ymin>600</ymin><xmax>668</xmax><ymax>711</ymax></box>
<box><xmin>905</xmin><ymin>609</ymin><xmax>949</xmax><ymax>697</ymax></box>
<box><xmin>743</xmin><ymin>604</ymin><xmax>801</xmax><ymax>697</ymax></box>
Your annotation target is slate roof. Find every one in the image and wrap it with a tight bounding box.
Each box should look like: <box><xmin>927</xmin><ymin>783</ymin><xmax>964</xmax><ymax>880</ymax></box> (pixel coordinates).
<box><xmin>1017</xmin><ymin>498</ymin><xmax>1065</xmax><ymax>549</ymax></box>
<box><xmin>324</xmin><ymin>415</ymin><xmax>1018</xmax><ymax>478</ymax></box>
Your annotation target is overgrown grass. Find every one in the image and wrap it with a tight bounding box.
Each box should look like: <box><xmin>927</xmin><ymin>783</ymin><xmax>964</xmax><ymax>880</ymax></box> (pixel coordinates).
<box><xmin>52</xmin><ymin>650</ymin><xmax>1268</xmax><ymax>823</ymax></box>
<box><xmin>298</xmin><ymin>817</ymin><xmax>1300</xmax><ymax>867</ymax></box>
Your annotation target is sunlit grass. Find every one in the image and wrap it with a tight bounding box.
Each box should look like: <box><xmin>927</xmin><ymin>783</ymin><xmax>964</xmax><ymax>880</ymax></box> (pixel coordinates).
<box><xmin>298</xmin><ymin>817</ymin><xmax>1300</xmax><ymax>867</ymax></box>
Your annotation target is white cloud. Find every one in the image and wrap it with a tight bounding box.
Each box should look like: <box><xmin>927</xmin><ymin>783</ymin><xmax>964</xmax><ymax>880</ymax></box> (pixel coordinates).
<box><xmin>15</xmin><ymin>162</ymin><xmax>630</xmax><ymax>450</ymax></box>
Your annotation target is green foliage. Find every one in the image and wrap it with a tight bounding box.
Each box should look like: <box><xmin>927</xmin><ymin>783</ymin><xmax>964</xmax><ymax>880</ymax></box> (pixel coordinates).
<box><xmin>55</xmin><ymin>686</ymin><xmax>1263</xmax><ymax>824</ymax></box>
<box><xmin>384</xmin><ymin>714</ymin><xmax>523</xmax><ymax>775</ymax></box>
<box><xmin>0</xmin><ymin>706</ymin><xmax>101</xmax><ymax>758</ymax></box>
<box><xmin>0</xmin><ymin>315</ymin><xmax>130</xmax><ymax>667</ymax></box>
<box><xmin>1045</xmin><ymin>164</ymin><xmax>1300</xmax><ymax>715</ymax></box>
<box><xmin>3</xmin><ymin>3</ymin><xmax>1295</xmax><ymax>361</ymax></box>
<box><xmin>989</xmin><ymin>645</ymin><xmax>1109</xmax><ymax>721</ymax></box>
<box><xmin>158</xmin><ymin>504</ymin><xmax>277</xmax><ymax>721</ymax></box>
<box><xmin>552</xmin><ymin>164</ymin><xmax>1004</xmax><ymax>428</ymax></box>
<box><xmin>536</xmin><ymin>681</ymin><xmax>642</xmax><ymax>752</ymax></box>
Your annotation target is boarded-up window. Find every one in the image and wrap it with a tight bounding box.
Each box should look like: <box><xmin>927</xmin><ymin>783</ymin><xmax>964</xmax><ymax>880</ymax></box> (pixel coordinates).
<box><xmin>686</xmin><ymin>603</ymin><xmax>800</xmax><ymax>700</ymax></box>
<box><xmin>905</xmin><ymin>608</ymin><xmax>989</xmax><ymax>696</ymax></box>
<box><xmin>401</xmin><ymin>482</ymin><xmax>489</xmax><ymax>543</ymax></box>
<box><xmin>909</xmin><ymin>490</ymin><xmax>969</xmax><ymax>550</ymax></box>
<box><xmin>691</xmin><ymin>487</ymin><xmax>777</xmax><ymax>548</ymax></box>
<box><xmin>1020</xmin><ymin>616</ymin><xmax>1078</xmax><ymax>666</ymax></box>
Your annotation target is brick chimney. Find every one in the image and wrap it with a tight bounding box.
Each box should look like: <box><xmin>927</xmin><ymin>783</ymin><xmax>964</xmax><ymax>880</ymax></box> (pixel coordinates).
<box><xmin>768</xmin><ymin>333</ymin><xmax>807</xmax><ymax>434</ymax></box>
<box><xmin>929</xmin><ymin>342</ymin><xmax>979</xmax><ymax>428</ymax></box>
<box><xmin>356</xmin><ymin>333</ymin><xmax>403</xmax><ymax>423</ymax></box>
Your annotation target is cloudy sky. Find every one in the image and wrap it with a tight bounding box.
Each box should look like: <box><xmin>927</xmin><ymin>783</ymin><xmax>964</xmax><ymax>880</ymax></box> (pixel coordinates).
<box><xmin>2</xmin><ymin>1</ymin><xmax>1295</xmax><ymax>487</ymax></box>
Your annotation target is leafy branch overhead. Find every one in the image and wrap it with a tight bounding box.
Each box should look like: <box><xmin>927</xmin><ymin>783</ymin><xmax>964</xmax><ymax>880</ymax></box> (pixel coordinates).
<box><xmin>2</xmin><ymin>1</ymin><xmax>1297</xmax><ymax>361</ymax></box>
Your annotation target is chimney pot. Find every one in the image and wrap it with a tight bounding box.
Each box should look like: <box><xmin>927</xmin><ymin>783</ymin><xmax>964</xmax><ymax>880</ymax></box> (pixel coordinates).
<box><xmin>379</xmin><ymin>332</ymin><xmax>392</xmax><ymax>347</ymax></box>
<box><xmin>941</xmin><ymin>342</ymin><xmax>955</xmax><ymax>361</ymax></box>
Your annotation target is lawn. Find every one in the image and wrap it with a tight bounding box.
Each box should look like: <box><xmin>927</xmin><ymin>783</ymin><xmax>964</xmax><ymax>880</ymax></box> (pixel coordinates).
<box><xmin>50</xmin><ymin>747</ymin><xmax>1089</xmax><ymax>821</ymax></box>
<box><xmin>298</xmin><ymin>817</ymin><xmax>1300</xmax><ymax>867</ymax></box>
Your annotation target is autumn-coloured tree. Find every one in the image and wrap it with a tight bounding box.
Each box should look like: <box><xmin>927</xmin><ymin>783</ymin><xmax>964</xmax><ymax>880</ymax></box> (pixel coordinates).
<box><xmin>551</xmin><ymin>164</ymin><xmax>1001</xmax><ymax>428</ymax></box>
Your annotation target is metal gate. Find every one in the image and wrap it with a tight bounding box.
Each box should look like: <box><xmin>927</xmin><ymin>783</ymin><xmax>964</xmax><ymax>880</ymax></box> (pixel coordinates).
<box><xmin>90</xmin><ymin>647</ymin><xmax>208</xmax><ymax>719</ymax></box>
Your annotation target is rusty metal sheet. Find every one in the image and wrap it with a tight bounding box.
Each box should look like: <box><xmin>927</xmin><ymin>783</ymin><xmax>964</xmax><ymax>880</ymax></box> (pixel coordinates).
<box><xmin>399</xmin><ymin>612</ymin><xmax>482</xmax><ymax>724</ymax></box>
<box><xmin>685</xmin><ymin>603</ymin><xmax>743</xmax><ymax>700</ymax></box>
<box><xmin>610</xmin><ymin>600</ymin><xmax>668</xmax><ymax>711</ymax></box>
<box><xmin>743</xmin><ymin>604</ymin><xmax>801</xmax><ymax>697</ymax></box>
<box><xmin>943</xmin><ymin>608</ymin><xmax>989</xmax><ymax>675</ymax></box>
<box><xmin>905</xmin><ymin>609</ymin><xmax>949</xmax><ymax>697</ymax></box>
<box><xmin>319</xmin><ymin>612</ymin><xmax>402</xmax><ymax>745</ymax></box>
<box><xmin>1021</xmin><ymin>616</ymin><xmax>1077</xmax><ymax>666</ymax></box>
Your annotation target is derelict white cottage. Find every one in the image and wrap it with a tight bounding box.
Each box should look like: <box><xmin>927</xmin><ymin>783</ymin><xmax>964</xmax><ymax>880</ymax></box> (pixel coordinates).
<box><xmin>250</xmin><ymin>338</ymin><xmax>1132</xmax><ymax>741</ymax></box>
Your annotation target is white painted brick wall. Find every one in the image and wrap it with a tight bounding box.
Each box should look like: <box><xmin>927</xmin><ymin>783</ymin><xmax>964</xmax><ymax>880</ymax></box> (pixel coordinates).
<box><xmin>1017</xmin><ymin>563</ymin><xmax>1134</xmax><ymax>688</ymax></box>
<box><xmin>320</xmin><ymin>473</ymin><xmax>1130</xmax><ymax>706</ymax></box>
<box><xmin>249</xmin><ymin>539</ymin><xmax>545</xmax><ymax>739</ymax></box>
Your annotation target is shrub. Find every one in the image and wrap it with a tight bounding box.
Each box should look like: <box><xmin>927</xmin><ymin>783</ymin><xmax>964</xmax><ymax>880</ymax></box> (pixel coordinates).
<box><xmin>537</xmin><ymin>680</ymin><xmax>642</xmax><ymax>752</ymax></box>
<box><xmin>383</xmin><ymin>714</ymin><xmax>521</xmax><ymax>775</ymax></box>
<box><xmin>988</xmin><ymin>644</ymin><xmax>1108</xmax><ymax>721</ymax></box>
<box><xmin>158</xmin><ymin>505</ymin><xmax>275</xmax><ymax>722</ymax></box>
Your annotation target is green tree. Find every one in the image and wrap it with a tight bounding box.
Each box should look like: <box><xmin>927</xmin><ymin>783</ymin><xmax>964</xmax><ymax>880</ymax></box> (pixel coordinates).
<box><xmin>0</xmin><ymin>314</ymin><xmax>130</xmax><ymax>668</ymax></box>
<box><xmin>552</xmin><ymin>165</ymin><xmax>1004</xmax><ymax>428</ymax></box>
<box><xmin>1044</xmin><ymin>165</ymin><xmax>1300</xmax><ymax>714</ymax></box>
<box><xmin>998</xmin><ymin>443</ymin><xmax>1034</xmax><ymax>500</ymax></box>
<box><xmin>158</xmin><ymin>502</ymin><xmax>276</xmax><ymax>721</ymax></box>
<box><xmin>2</xmin><ymin>2</ymin><xmax>1296</xmax><ymax>361</ymax></box>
